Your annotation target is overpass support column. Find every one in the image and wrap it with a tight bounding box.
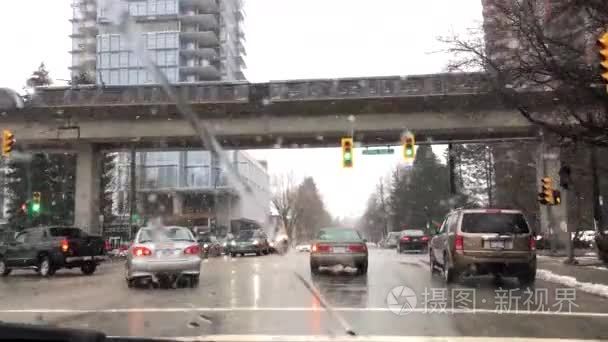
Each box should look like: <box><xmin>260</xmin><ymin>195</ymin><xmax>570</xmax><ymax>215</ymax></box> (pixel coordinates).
<box><xmin>74</xmin><ymin>143</ymin><xmax>102</xmax><ymax>235</ymax></box>
<box><xmin>172</xmin><ymin>193</ymin><xmax>184</xmax><ymax>215</ymax></box>
<box><xmin>538</xmin><ymin>139</ymin><xmax>570</xmax><ymax>256</ymax></box>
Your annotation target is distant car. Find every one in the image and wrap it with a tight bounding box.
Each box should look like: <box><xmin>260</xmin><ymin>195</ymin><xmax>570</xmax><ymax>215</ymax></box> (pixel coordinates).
<box><xmin>230</xmin><ymin>229</ymin><xmax>270</xmax><ymax>257</ymax></box>
<box><xmin>296</xmin><ymin>244</ymin><xmax>311</xmax><ymax>252</ymax></box>
<box><xmin>430</xmin><ymin>208</ymin><xmax>536</xmax><ymax>286</ymax></box>
<box><xmin>310</xmin><ymin>227</ymin><xmax>368</xmax><ymax>275</ymax></box>
<box><xmin>126</xmin><ymin>226</ymin><xmax>201</xmax><ymax>288</ymax></box>
<box><xmin>0</xmin><ymin>226</ymin><xmax>106</xmax><ymax>277</ymax></box>
<box><xmin>397</xmin><ymin>229</ymin><xmax>429</xmax><ymax>253</ymax></box>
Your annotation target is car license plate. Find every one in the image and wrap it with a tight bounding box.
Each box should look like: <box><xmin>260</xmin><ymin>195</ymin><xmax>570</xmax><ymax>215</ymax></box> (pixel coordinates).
<box><xmin>158</xmin><ymin>249</ymin><xmax>174</xmax><ymax>257</ymax></box>
<box><xmin>490</xmin><ymin>241</ymin><xmax>505</xmax><ymax>249</ymax></box>
<box><xmin>412</xmin><ymin>238</ymin><xmax>418</xmax><ymax>242</ymax></box>
<box><xmin>333</xmin><ymin>247</ymin><xmax>346</xmax><ymax>253</ymax></box>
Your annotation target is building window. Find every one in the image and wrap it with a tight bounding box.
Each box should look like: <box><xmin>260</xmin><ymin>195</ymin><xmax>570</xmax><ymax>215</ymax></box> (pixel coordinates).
<box><xmin>119</xmin><ymin>52</ymin><xmax>129</xmax><ymax>67</ymax></box>
<box><xmin>129</xmin><ymin>70</ymin><xmax>139</xmax><ymax>85</ymax></box>
<box><xmin>100</xmin><ymin>35</ymin><xmax>110</xmax><ymax>52</ymax></box>
<box><xmin>110</xmin><ymin>35</ymin><xmax>120</xmax><ymax>50</ymax></box>
<box><xmin>110</xmin><ymin>70</ymin><xmax>120</xmax><ymax>85</ymax></box>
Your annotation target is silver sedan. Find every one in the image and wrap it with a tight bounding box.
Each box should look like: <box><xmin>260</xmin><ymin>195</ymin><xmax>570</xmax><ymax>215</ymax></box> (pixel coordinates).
<box><xmin>126</xmin><ymin>226</ymin><xmax>201</xmax><ymax>288</ymax></box>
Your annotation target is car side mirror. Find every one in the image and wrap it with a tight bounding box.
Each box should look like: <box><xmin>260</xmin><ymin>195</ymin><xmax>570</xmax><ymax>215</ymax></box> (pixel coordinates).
<box><xmin>363</xmin><ymin>238</ymin><xmax>368</xmax><ymax>243</ymax></box>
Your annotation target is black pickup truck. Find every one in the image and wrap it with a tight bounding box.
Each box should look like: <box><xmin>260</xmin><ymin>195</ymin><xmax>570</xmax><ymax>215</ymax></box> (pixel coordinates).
<box><xmin>0</xmin><ymin>226</ymin><xmax>107</xmax><ymax>277</ymax></box>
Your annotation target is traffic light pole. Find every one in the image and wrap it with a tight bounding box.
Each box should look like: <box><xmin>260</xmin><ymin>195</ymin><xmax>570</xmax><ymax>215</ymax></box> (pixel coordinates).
<box><xmin>128</xmin><ymin>147</ymin><xmax>136</xmax><ymax>240</ymax></box>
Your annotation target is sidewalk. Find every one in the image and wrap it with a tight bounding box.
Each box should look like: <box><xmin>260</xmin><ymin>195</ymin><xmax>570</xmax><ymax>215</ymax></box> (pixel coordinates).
<box><xmin>538</xmin><ymin>255</ymin><xmax>608</xmax><ymax>286</ymax></box>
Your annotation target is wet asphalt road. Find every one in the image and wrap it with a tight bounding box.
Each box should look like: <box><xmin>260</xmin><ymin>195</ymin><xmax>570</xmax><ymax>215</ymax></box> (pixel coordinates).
<box><xmin>0</xmin><ymin>249</ymin><xmax>607</xmax><ymax>340</ymax></box>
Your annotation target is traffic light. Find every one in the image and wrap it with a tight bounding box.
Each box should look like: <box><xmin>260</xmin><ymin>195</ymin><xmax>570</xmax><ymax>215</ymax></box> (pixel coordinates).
<box><xmin>538</xmin><ymin>177</ymin><xmax>555</xmax><ymax>205</ymax></box>
<box><xmin>2</xmin><ymin>129</ymin><xmax>15</xmax><ymax>157</ymax></box>
<box><xmin>32</xmin><ymin>192</ymin><xmax>41</xmax><ymax>213</ymax></box>
<box><xmin>403</xmin><ymin>133</ymin><xmax>415</xmax><ymax>160</ymax></box>
<box><xmin>341</xmin><ymin>137</ymin><xmax>354</xmax><ymax>168</ymax></box>
<box><xmin>553</xmin><ymin>190</ymin><xmax>561</xmax><ymax>205</ymax></box>
<box><xmin>598</xmin><ymin>32</ymin><xmax>608</xmax><ymax>88</ymax></box>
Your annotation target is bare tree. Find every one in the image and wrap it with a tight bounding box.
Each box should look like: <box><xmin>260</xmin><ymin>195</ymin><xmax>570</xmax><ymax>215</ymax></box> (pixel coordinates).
<box><xmin>441</xmin><ymin>0</ymin><xmax>608</xmax><ymax>145</ymax></box>
<box><xmin>271</xmin><ymin>173</ymin><xmax>299</xmax><ymax>243</ymax></box>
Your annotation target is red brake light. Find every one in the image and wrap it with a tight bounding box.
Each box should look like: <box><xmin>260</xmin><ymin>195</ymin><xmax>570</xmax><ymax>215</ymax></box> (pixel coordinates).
<box><xmin>421</xmin><ymin>236</ymin><xmax>429</xmax><ymax>242</ymax></box>
<box><xmin>132</xmin><ymin>246</ymin><xmax>152</xmax><ymax>257</ymax></box>
<box><xmin>401</xmin><ymin>236</ymin><xmax>411</xmax><ymax>242</ymax></box>
<box><xmin>184</xmin><ymin>245</ymin><xmax>201</xmax><ymax>255</ymax></box>
<box><xmin>60</xmin><ymin>239</ymin><xmax>69</xmax><ymax>253</ymax></box>
<box><xmin>529</xmin><ymin>236</ymin><xmax>536</xmax><ymax>251</ymax></box>
<box><xmin>347</xmin><ymin>244</ymin><xmax>367</xmax><ymax>253</ymax></box>
<box><xmin>455</xmin><ymin>234</ymin><xmax>464</xmax><ymax>251</ymax></box>
<box><xmin>312</xmin><ymin>243</ymin><xmax>331</xmax><ymax>253</ymax></box>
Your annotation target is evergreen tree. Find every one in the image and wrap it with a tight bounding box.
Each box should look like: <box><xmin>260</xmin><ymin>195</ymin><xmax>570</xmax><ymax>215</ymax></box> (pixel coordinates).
<box><xmin>294</xmin><ymin>177</ymin><xmax>332</xmax><ymax>242</ymax></box>
<box><xmin>100</xmin><ymin>153</ymin><xmax>117</xmax><ymax>223</ymax></box>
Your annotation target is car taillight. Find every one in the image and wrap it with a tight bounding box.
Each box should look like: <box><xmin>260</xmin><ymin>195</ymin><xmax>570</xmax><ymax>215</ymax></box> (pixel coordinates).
<box><xmin>421</xmin><ymin>236</ymin><xmax>429</xmax><ymax>242</ymax></box>
<box><xmin>529</xmin><ymin>236</ymin><xmax>536</xmax><ymax>251</ymax></box>
<box><xmin>184</xmin><ymin>245</ymin><xmax>201</xmax><ymax>255</ymax></box>
<box><xmin>347</xmin><ymin>244</ymin><xmax>367</xmax><ymax>253</ymax></box>
<box><xmin>132</xmin><ymin>246</ymin><xmax>152</xmax><ymax>257</ymax></box>
<box><xmin>455</xmin><ymin>234</ymin><xmax>464</xmax><ymax>251</ymax></box>
<box><xmin>60</xmin><ymin>239</ymin><xmax>69</xmax><ymax>253</ymax></box>
<box><xmin>401</xmin><ymin>236</ymin><xmax>411</xmax><ymax>242</ymax></box>
<box><xmin>312</xmin><ymin>243</ymin><xmax>331</xmax><ymax>253</ymax></box>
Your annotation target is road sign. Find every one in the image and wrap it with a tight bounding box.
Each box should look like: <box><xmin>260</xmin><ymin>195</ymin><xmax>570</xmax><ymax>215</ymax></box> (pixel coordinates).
<box><xmin>362</xmin><ymin>148</ymin><xmax>394</xmax><ymax>155</ymax></box>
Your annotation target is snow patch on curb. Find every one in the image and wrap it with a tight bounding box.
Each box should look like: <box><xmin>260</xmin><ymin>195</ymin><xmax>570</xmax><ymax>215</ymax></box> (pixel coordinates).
<box><xmin>537</xmin><ymin>269</ymin><xmax>608</xmax><ymax>298</ymax></box>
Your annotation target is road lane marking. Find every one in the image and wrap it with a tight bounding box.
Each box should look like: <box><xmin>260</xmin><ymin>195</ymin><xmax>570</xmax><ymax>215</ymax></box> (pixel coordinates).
<box><xmin>1</xmin><ymin>307</ymin><xmax>608</xmax><ymax>318</ymax></box>
<box><xmin>147</xmin><ymin>335</ymin><xmax>602</xmax><ymax>342</ymax></box>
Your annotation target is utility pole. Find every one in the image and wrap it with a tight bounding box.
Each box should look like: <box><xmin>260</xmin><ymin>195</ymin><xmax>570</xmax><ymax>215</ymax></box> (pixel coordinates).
<box><xmin>128</xmin><ymin>147</ymin><xmax>136</xmax><ymax>240</ymax></box>
<box><xmin>448</xmin><ymin>144</ymin><xmax>456</xmax><ymax>197</ymax></box>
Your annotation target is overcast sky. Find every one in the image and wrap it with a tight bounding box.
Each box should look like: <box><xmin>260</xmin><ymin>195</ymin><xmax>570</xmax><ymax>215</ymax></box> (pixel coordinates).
<box><xmin>0</xmin><ymin>0</ymin><xmax>482</xmax><ymax>219</ymax></box>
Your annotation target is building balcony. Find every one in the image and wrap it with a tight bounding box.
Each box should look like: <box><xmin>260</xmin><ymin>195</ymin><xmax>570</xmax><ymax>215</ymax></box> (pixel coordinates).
<box><xmin>180</xmin><ymin>31</ymin><xmax>219</xmax><ymax>46</ymax></box>
<box><xmin>180</xmin><ymin>47</ymin><xmax>219</xmax><ymax>60</ymax></box>
<box><xmin>180</xmin><ymin>0</ymin><xmax>219</xmax><ymax>13</ymax></box>
<box><xmin>179</xmin><ymin>14</ymin><xmax>218</xmax><ymax>30</ymax></box>
<box><xmin>180</xmin><ymin>65</ymin><xmax>221</xmax><ymax>79</ymax></box>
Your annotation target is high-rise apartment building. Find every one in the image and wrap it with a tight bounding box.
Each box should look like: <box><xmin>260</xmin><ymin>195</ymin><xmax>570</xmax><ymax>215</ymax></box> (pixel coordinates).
<box><xmin>70</xmin><ymin>0</ymin><xmax>246</xmax><ymax>84</ymax></box>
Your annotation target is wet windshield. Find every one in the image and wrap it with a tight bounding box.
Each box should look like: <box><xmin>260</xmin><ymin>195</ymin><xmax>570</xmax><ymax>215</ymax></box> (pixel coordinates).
<box><xmin>0</xmin><ymin>0</ymin><xmax>607</xmax><ymax>340</ymax></box>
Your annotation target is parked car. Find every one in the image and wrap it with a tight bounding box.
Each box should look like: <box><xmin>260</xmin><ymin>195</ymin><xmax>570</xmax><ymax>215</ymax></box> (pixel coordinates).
<box><xmin>596</xmin><ymin>231</ymin><xmax>608</xmax><ymax>263</ymax></box>
<box><xmin>126</xmin><ymin>226</ymin><xmax>201</xmax><ymax>288</ymax></box>
<box><xmin>229</xmin><ymin>229</ymin><xmax>271</xmax><ymax>256</ymax></box>
<box><xmin>397</xmin><ymin>229</ymin><xmax>430</xmax><ymax>253</ymax></box>
<box><xmin>296</xmin><ymin>244</ymin><xmax>311</xmax><ymax>252</ymax></box>
<box><xmin>310</xmin><ymin>227</ymin><xmax>368</xmax><ymax>275</ymax></box>
<box><xmin>0</xmin><ymin>226</ymin><xmax>107</xmax><ymax>277</ymax></box>
<box><xmin>429</xmin><ymin>208</ymin><xmax>536</xmax><ymax>286</ymax></box>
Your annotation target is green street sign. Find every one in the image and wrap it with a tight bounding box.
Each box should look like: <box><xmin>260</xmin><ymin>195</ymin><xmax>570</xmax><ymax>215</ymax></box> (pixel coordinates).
<box><xmin>362</xmin><ymin>148</ymin><xmax>395</xmax><ymax>155</ymax></box>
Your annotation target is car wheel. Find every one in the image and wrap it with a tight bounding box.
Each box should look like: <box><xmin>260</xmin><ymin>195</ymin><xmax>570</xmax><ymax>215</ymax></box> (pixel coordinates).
<box><xmin>443</xmin><ymin>254</ymin><xmax>456</xmax><ymax>284</ymax></box>
<box><xmin>39</xmin><ymin>256</ymin><xmax>54</xmax><ymax>277</ymax></box>
<box><xmin>599</xmin><ymin>251</ymin><xmax>608</xmax><ymax>264</ymax></box>
<box><xmin>230</xmin><ymin>252</ymin><xmax>236</xmax><ymax>257</ymax></box>
<box><xmin>310</xmin><ymin>261</ymin><xmax>320</xmax><ymax>275</ymax></box>
<box><xmin>81</xmin><ymin>262</ymin><xmax>97</xmax><ymax>275</ymax></box>
<box><xmin>518</xmin><ymin>266</ymin><xmax>536</xmax><ymax>286</ymax></box>
<box><xmin>429</xmin><ymin>250</ymin><xmax>439</xmax><ymax>275</ymax></box>
<box><xmin>0</xmin><ymin>259</ymin><xmax>11</xmax><ymax>277</ymax></box>
<box><xmin>189</xmin><ymin>275</ymin><xmax>199</xmax><ymax>288</ymax></box>
<box><xmin>240</xmin><ymin>253</ymin><xmax>245</xmax><ymax>257</ymax></box>
<box><xmin>357</xmin><ymin>261</ymin><xmax>368</xmax><ymax>275</ymax></box>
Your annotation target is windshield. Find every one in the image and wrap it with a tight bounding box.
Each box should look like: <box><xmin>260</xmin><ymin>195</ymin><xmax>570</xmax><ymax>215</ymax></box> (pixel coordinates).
<box><xmin>49</xmin><ymin>227</ymin><xmax>81</xmax><ymax>238</ymax></box>
<box><xmin>0</xmin><ymin>0</ymin><xmax>606</xmax><ymax>340</ymax></box>
<box><xmin>462</xmin><ymin>213</ymin><xmax>530</xmax><ymax>234</ymax></box>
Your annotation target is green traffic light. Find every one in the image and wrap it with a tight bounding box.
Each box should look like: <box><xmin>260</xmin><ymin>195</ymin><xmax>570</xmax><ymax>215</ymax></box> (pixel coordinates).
<box><xmin>405</xmin><ymin>148</ymin><xmax>413</xmax><ymax>156</ymax></box>
<box><xmin>344</xmin><ymin>152</ymin><xmax>352</xmax><ymax>161</ymax></box>
<box><xmin>31</xmin><ymin>203</ymin><xmax>40</xmax><ymax>212</ymax></box>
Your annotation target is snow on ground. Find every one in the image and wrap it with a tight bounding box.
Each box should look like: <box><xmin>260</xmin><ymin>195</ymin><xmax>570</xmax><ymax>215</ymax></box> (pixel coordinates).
<box><xmin>536</xmin><ymin>269</ymin><xmax>608</xmax><ymax>299</ymax></box>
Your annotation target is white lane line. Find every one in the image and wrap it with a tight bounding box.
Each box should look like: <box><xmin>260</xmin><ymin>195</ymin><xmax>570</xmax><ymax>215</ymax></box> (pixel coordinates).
<box><xmin>1</xmin><ymin>307</ymin><xmax>608</xmax><ymax>318</ymax></box>
<box><xmin>147</xmin><ymin>335</ymin><xmax>602</xmax><ymax>342</ymax></box>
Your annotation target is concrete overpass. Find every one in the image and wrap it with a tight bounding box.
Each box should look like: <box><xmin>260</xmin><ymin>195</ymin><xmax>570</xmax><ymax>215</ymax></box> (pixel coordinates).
<box><xmin>2</xmin><ymin>72</ymin><xmax>565</xmax><ymax>235</ymax></box>
<box><xmin>3</xmin><ymin>72</ymin><xmax>549</xmax><ymax>150</ymax></box>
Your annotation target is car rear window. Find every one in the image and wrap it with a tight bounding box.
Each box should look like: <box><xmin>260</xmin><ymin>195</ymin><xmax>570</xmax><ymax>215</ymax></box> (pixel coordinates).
<box><xmin>317</xmin><ymin>229</ymin><xmax>362</xmax><ymax>241</ymax></box>
<box><xmin>138</xmin><ymin>227</ymin><xmax>194</xmax><ymax>242</ymax></box>
<box><xmin>237</xmin><ymin>230</ymin><xmax>255</xmax><ymax>240</ymax></box>
<box><xmin>461</xmin><ymin>213</ymin><xmax>529</xmax><ymax>234</ymax></box>
<box><xmin>401</xmin><ymin>229</ymin><xmax>425</xmax><ymax>236</ymax></box>
<box><xmin>49</xmin><ymin>227</ymin><xmax>81</xmax><ymax>238</ymax></box>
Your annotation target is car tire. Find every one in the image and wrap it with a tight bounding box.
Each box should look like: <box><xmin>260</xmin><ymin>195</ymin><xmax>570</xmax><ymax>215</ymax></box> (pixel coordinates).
<box><xmin>518</xmin><ymin>266</ymin><xmax>536</xmax><ymax>286</ymax></box>
<box><xmin>0</xmin><ymin>258</ymin><xmax>11</xmax><ymax>277</ymax></box>
<box><xmin>240</xmin><ymin>253</ymin><xmax>245</xmax><ymax>257</ymax></box>
<box><xmin>189</xmin><ymin>275</ymin><xmax>199</xmax><ymax>288</ymax></box>
<box><xmin>256</xmin><ymin>250</ymin><xmax>261</xmax><ymax>256</ymax></box>
<box><xmin>357</xmin><ymin>261</ymin><xmax>368</xmax><ymax>275</ymax></box>
<box><xmin>81</xmin><ymin>262</ymin><xmax>97</xmax><ymax>275</ymax></box>
<box><xmin>38</xmin><ymin>256</ymin><xmax>55</xmax><ymax>277</ymax></box>
<box><xmin>310</xmin><ymin>261</ymin><xmax>320</xmax><ymax>275</ymax></box>
<box><xmin>599</xmin><ymin>251</ymin><xmax>608</xmax><ymax>264</ymax></box>
<box><xmin>127</xmin><ymin>279</ymin><xmax>136</xmax><ymax>288</ymax></box>
<box><xmin>429</xmin><ymin>250</ymin><xmax>439</xmax><ymax>275</ymax></box>
<box><xmin>443</xmin><ymin>254</ymin><xmax>457</xmax><ymax>284</ymax></box>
